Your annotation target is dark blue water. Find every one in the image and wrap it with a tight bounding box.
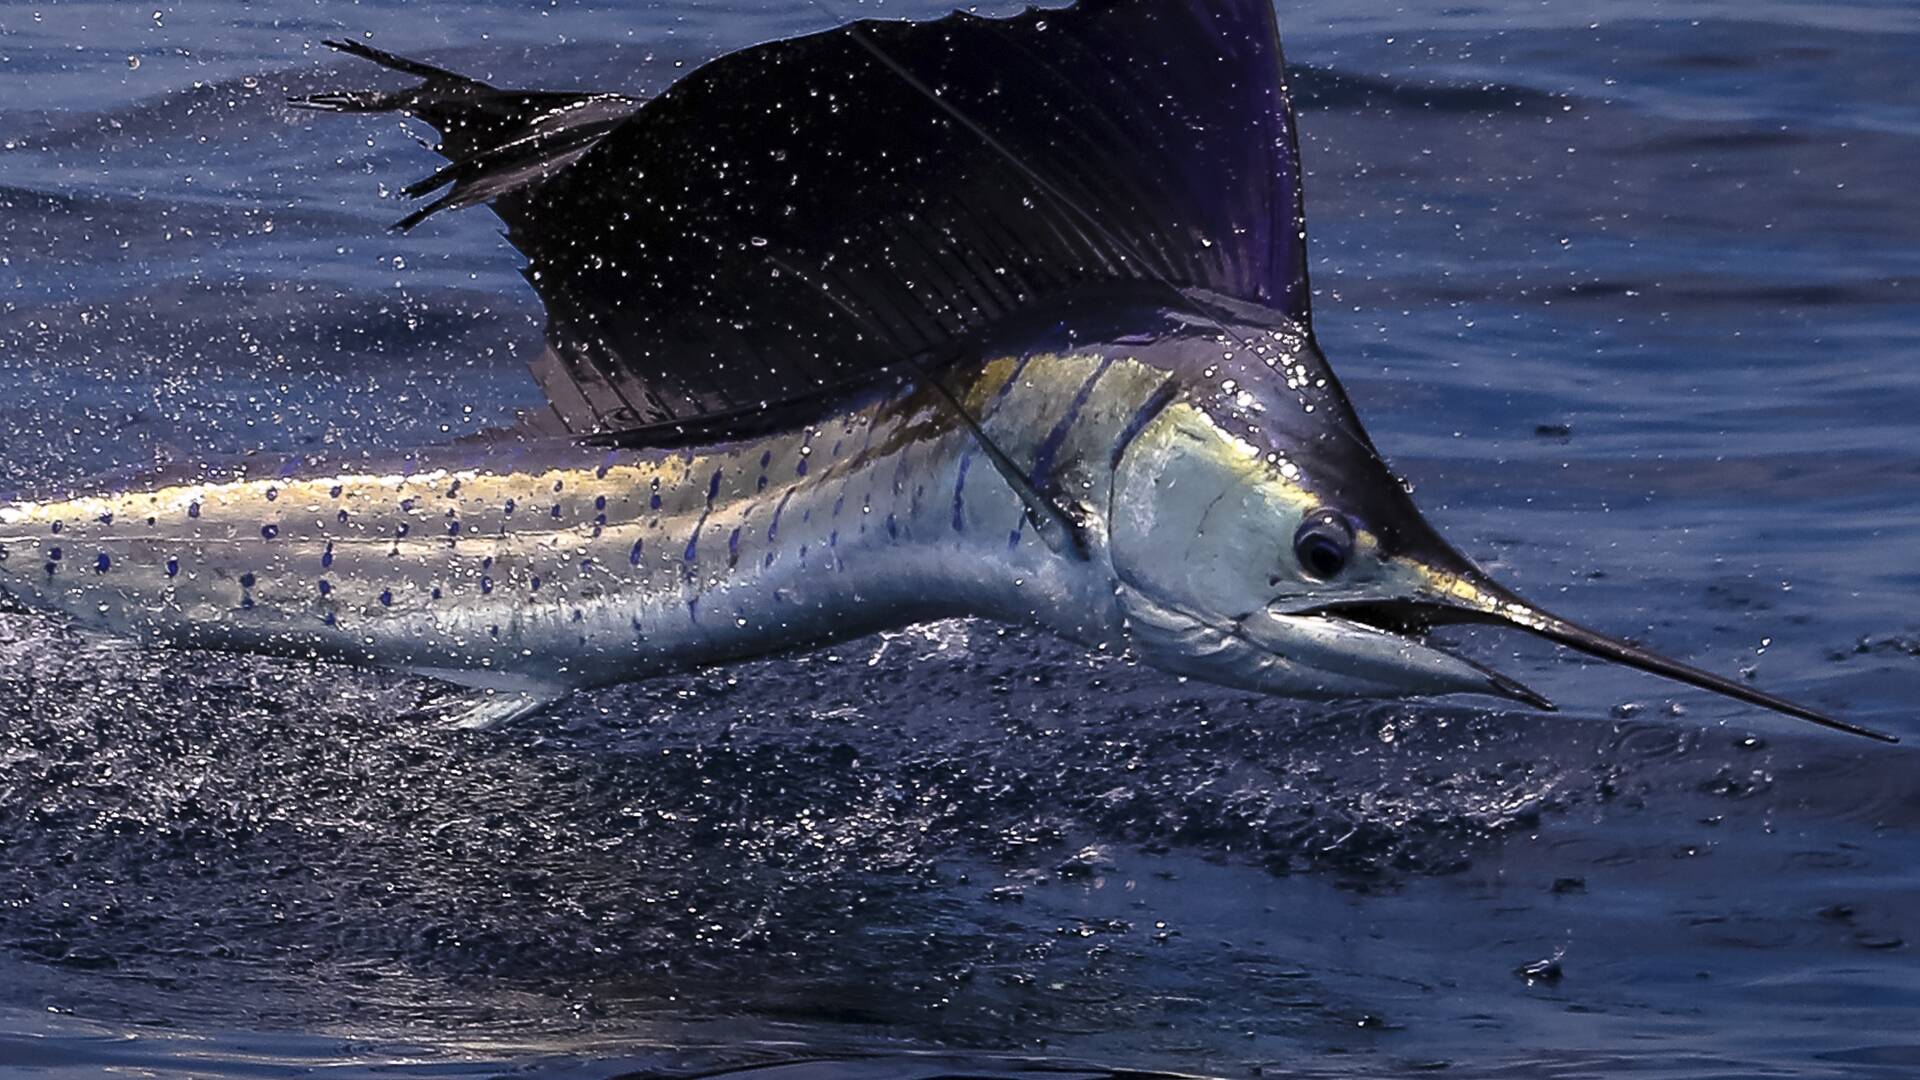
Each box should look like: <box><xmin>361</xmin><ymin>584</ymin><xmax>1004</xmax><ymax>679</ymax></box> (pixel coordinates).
<box><xmin>2</xmin><ymin>1</ymin><xmax>1917</xmax><ymax>1077</ymax></box>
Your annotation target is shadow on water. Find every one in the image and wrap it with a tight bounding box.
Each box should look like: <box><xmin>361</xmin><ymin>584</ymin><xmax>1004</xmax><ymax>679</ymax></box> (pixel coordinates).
<box><xmin>1</xmin><ymin>1</ymin><xmax>1919</xmax><ymax>1077</ymax></box>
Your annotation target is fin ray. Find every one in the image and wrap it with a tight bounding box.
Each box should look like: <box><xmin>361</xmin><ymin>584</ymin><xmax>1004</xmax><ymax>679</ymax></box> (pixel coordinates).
<box><xmin>306</xmin><ymin>0</ymin><xmax>1313</xmax><ymax>441</ymax></box>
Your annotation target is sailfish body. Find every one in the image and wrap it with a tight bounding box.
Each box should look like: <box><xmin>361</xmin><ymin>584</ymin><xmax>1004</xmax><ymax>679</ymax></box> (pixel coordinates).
<box><xmin>0</xmin><ymin>0</ymin><xmax>1897</xmax><ymax>740</ymax></box>
<box><xmin>0</xmin><ymin>348</ymin><xmax>1148</xmax><ymax>705</ymax></box>
<box><xmin>1</xmin><ymin>313</ymin><xmax>1490</xmax><ymax>717</ymax></box>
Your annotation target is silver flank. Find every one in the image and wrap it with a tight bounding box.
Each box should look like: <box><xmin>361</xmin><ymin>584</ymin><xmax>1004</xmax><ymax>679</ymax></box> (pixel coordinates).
<box><xmin>0</xmin><ymin>351</ymin><xmax>1172</xmax><ymax>701</ymax></box>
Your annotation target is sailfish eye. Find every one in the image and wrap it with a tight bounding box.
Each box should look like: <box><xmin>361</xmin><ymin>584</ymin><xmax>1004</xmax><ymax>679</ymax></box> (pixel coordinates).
<box><xmin>1292</xmin><ymin>509</ymin><xmax>1355</xmax><ymax>581</ymax></box>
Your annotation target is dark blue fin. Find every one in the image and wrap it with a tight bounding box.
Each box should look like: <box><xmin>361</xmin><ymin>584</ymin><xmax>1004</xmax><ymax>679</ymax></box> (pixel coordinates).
<box><xmin>292</xmin><ymin>40</ymin><xmax>640</xmax><ymax>230</ymax></box>
<box><xmin>303</xmin><ymin>0</ymin><xmax>1312</xmax><ymax>438</ymax></box>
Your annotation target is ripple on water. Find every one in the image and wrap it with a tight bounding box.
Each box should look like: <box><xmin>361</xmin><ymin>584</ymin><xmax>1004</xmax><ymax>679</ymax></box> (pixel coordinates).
<box><xmin>0</xmin><ymin>608</ymin><xmax>1588</xmax><ymax>1042</ymax></box>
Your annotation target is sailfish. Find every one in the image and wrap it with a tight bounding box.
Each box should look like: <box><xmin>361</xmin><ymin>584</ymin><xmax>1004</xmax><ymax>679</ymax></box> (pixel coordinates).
<box><xmin>0</xmin><ymin>0</ymin><xmax>1896</xmax><ymax>741</ymax></box>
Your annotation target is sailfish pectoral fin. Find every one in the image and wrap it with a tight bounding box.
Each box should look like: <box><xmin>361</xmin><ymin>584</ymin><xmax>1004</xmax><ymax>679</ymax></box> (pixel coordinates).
<box><xmin>915</xmin><ymin>365</ymin><xmax>1091</xmax><ymax>562</ymax></box>
<box><xmin>406</xmin><ymin>667</ymin><xmax>570</xmax><ymax>732</ymax></box>
<box><xmin>438</xmin><ymin>690</ymin><xmax>564</xmax><ymax>732</ymax></box>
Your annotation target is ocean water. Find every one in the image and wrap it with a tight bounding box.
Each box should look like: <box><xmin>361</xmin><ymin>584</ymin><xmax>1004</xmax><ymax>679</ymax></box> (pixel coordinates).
<box><xmin>1</xmin><ymin>1</ymin><xmax>1917</xmax><ymax>1077</ymax></box>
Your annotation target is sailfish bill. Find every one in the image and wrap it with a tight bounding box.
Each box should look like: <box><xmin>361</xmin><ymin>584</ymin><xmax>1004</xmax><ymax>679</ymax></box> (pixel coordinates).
<box><xmin>0</xmin><ymin>0</ymin><xmax>1896</xmax><ymax>742</ymax></box>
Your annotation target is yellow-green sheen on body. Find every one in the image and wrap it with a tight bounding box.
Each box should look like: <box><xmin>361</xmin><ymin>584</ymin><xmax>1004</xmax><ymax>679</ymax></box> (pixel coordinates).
<box><xmin>0</xmin><ymin>349</ymin><xmax>1176</xmax><ymax>703</ymax></box>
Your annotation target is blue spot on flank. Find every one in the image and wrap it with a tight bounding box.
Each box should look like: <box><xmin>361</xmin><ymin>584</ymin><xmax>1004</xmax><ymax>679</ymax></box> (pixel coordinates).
<box><xmin>581</xmin><ymin>558</ymin><xmax>595</xmax><ymax>572</ymax></box>
<box><xmin>760</xmin><ymin>450</ymin><xmax>773</xmax><ymax>469</ymax></box>
<box><xmin>764</xmin><ymin>552</ymin><xmax>775</xmax><ymax>569</ymax></box>
<box><xmin>321</xmin><ymin>542</ymin><xmax>334</xmax><ymax>569</ymax></box>
<box><xmin>595</xmin><ymin>495</ymin><xmax>608</xmax><ymax>511</ymax></box>
<box><xmin>687</xmin><ymin>596</ymin><xmax>700</xmax><ymax>620</ymax></box>
<box><xmin>530</xmin><ymin>576</ymin><xmax>542</xmax><ymax>592</ymax></box>
<box><xmin>504</xmin><ymin>499</ymin><xmax>516</xmax><ymax>515</ymax></box>
<box><xmin>47</xmin><ymin>547</ymin><xmax>61</xmax><ymax>562</ymax></box>
<box><xmin>330</xmin><ymin>485</ymin><xmax>343</xmax><ymax>499</ymax></box>
<box><xmin>380</xmin><ymin>589</ymin><xmax>392</xmax><ymax>607</ymax></box>
<box><xmin>448</xmin><ymin>480</ymin><xmax>462</xmax><ymax>498</ymax></box>
<box><xmin>489</xmin><ymin>625</ymin><xmax>500</xmax><ymax>637</ymax></box>
<box><xmin>337</xmin><ymin>510</ymin><xmax>349</xmax><ymax>524</ymax></box>
<box><xmin>50</xmin><ymin>522</ymin><xmax>62</xmax><ymax>534</ymax></box>
<box><xmin>432</xmin><ymin>587</ymin><xmax>442</xmax><ymax>600</ymax></box>
<box><xmin>325</xmin><ymin>612</ymin><xmax>337</xmax><ymax>627</ymax></box>
<box><xmin>239</xmin><ymin>572</ymin><xmax>255</xmax><ymax>589</ymax></box>
<box><xmin>97</xmin><ymin>513</ymin><xmax>113</xmax><ymax>525</ymax></box>
<box><xmin>796</xmin><ymin>457</ymin><xmax>808</xmax><ymax>477</ymax></box>
<box><xmin>757</xmin><ymin>475</ymin><xmax>768</xmax><ymax>492</ymax></box>
<box><xmin>319</xmin><ymin>579</ymin><xmax>332</xmax><ymax>596</ymax></box>
<box><xmin>829</xmin><ymin>530</ymin><xmax>838</xmax><ymax>548</ymax></box>
<box><xmin>952</xmin><ymin>453</ymin><xmax>974</xmax><ymax>532</ymax></box>
<box><xmin>481</xmin><ymin>576</ymin><xmax>493</xmax><ymax>595</ymax></box>
<box><xmin>448</xmin><ymin>521</ymin><xmax>461</xmax><ymax>536</ymax></box>
<box><xmin>188</xmin><ymin>502</ymin><xmax>200</xmax><ymax>519</ymax></box>
<box><xmin>261</xmin><ymin>524</ymin><xmax>279</xmax><ymax>540</ymax></box>
<box><xmin>1009</xmin><ymin>528</ymin><xmax>1025</xmax><ymax>550</ymax></box>
<box><xmin>401</xmin><ymin>498</ymin><xmax>415</xmax><ymax>513</ymax></box>
<box><xmin>572</xmin><ymin>609</ymin><xmax>584</xmax><ymax>623</ymax></box>
<box><xmin>651</xmin><ymin>492</ymin><xmax>663</xmax><ymax>511</ymax></box>
<box><xmin>707</xmin><ymin>470</ymin><xmax>723</xmax><ymax>504</ymax></box>
<box><xmin>630</xmin><ymin>539</ymin><xmax>644</xmax><ymax>566</ymax></box>
<box><xmin>728</xmin><ymin>527</ymin><xmax>741</xmax><ymax>567</ymax></box>
<box><xmin>684</xmin><ymin>531</ymin><xmax>700</xmax><ymax>562</ymax></box>
<box><xmin>769</xmin><ymin>487</ymin><xmax>796</xmax><ymax>542</ymax></box>
<box><xmin>886</xmin><ymin>513</ymin><xmax>898</xmax><ymax>540</ymax></box>
<box><xmin>551</xmin><ymin>505</ymin><xmax>563</xmax><ymax>519</ymax></box>
<box><xmin>1030</xmin><ymin>356</ymin><xmax>1116</xmax><ymax>492</ymax></box>
<box><xmin>266</xmin><ymin>487</ymin><xmax>278</xmax><ymax>502</ymax></box>
<box><xmin>166</xmin><ymin>558</ymin><xmax>179</xmax><ymax>578</ymax></box>
<box><xmin>94</xmin><ymin>553</ymin><xmax>110</xmax><ymax>573</ymax></box>
<box><xmin>553</xmin><ymin>479</ymin><xmax>564</xmax><ymax>493</ymax></box>
<box><xmin>833</xmin><ymin>496</ymin><xmax>845</xmax><ymax>518</ymax></box>
<box><xmin>393</xmin><ymin>522</ymin><xmax>410</xmax><ymax>539</ymax></box>
<box><xmin>242</xmin><ymin>596</ymin><xmax>255</xmax><ymax>610</ymax></box>
<box><xmin>43</xmin><ymin>563</ymin><xmax>55</xmax><ymax>577</ymax></box>
<box><xmin>483</xmin><ymin>556</ymin><xmax>494</xmax><ymax>570</ymax></box>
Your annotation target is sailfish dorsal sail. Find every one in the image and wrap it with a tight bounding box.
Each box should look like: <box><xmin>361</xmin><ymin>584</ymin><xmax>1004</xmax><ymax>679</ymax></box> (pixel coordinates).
<box><xmin>296</xmin><ymin>0</ymin><xmax>1312</xmax><ymax>443</ymax></box>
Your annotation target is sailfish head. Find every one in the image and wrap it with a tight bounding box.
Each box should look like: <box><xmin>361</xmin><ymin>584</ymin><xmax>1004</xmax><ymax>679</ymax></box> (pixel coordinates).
<box><xmin>1103</xmin><ymin>301</ymin><xmax>1896</xmax><ymax>744</ymax></box>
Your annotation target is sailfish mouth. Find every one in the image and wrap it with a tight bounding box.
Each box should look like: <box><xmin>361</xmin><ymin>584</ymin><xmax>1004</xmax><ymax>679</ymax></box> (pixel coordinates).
<box><xmin>1304</xmin><ymin>593</ymin><xmax>1900</xmax><ymax>745</ymax></box>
